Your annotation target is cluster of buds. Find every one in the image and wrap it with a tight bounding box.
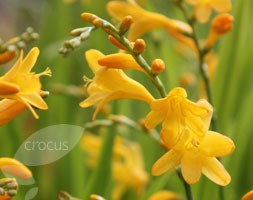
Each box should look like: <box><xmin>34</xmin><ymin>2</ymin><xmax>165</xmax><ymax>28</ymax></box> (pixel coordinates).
<box><xmin>59</xmin><ymin>26</ymin><xmax>95</xmax><ymax>56</ymax></box>
<box><xmin>0</xmin><ymin>178</ymin><xmax>18</xmax><ymax>198</ymax></box>
<box><xmin>0</xmin><ymin>27</ymin><xmax>39</xmax><ymax>54</ymax></box>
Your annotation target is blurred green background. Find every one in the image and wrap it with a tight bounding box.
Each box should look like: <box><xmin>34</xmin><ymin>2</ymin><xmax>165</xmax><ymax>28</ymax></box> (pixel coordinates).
<box><xmin>0</xmin><ymin>0</ymin><xmax>253</xmax><ymax>199</ymax></box>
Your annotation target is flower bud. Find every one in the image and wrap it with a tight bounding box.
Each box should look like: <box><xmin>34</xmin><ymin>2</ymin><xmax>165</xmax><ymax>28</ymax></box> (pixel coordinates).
<box><xmin>108</xmin><ymin>35</ymin><xmax>127</xmax><ymax>50</ymax></box>
<box><xmin>119</xmin><ymin>15</ymin><xmax>134</xmax><ymax>35</ymax></box>
<box><xmin>151</xmin><ymin>59</ymin><xmax>165</xmax><ymax>74</ymax></box>
<box><xmin>212</xmin><ymin>13</ymin><xmax>234</xmax><ymax>35</ymax></box>
<box><xmin>205</xmin><ymin>14</ymin><xmax>234</xmax><ymax>49</ymax></box>
<box><xmin>133</xmin><ymin>39</ymin><xmax>146</xmax><ymax>54</ymax></box>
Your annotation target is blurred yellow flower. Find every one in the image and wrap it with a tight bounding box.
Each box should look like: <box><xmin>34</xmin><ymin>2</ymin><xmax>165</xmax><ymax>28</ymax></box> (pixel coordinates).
<box><xmin>81</xmin><ymin>133</ymin><xmax>149</xmax><ymax>200</ymax></box>
<box><xmin>80</xmin><ymin>49</ymin><xmax>154</xmax><ymax>119</ymax></box>
<box><xmin>0</xmin><ymin>157</ymin><xmax>32</xmax><ymax>179</ymax></box>
<box><xmin>0</xmin><ymin>47</ymin><xmax>51</xmax><ymax>119</ymax></box>
<box><xmin>242</xmin><ymin>190</ymin><xmax>253</xmax><ymax>200</ymax></box>
<box><xmin>107</xmin><ymin>1</ymin><xmax>192</xmax><ymax>41</ymax></box>
<box><xmin>148</xmin><ymin>190</ymin><xmax>180</xmax><ymax>200</ymax></box>
<box><xmin>186</xmin><ymin>0</ymin><xmax>232</xmax><ymax>23</ymax></box>
<box><xmin>152</xmin><ymin>129</ymin><xmax>234</xmax><ymax>185</ymax></box>
<box><xmin>145</xmin><ymin>87</ymin><xmax>212</xmax><ymax>147</ymax></box>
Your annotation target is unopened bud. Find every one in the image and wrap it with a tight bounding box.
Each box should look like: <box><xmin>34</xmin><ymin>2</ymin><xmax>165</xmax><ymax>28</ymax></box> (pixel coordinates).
<box><xmin>205</xmin><ymin>13</ymin><xmax>234</xmax><ymax>49</ymax></box>
<box><xmin>108</xmin><ymin>35</ymin><xmax>127</xmax><ymax>50</ymax></box>
<box><xmin>211</xmin><ymin>13</ymin><xmax>234</xmax><ymax>35</ymax></box>
<box><xmin>92</xmin><ymin>18</ymin><xmax>103</xmax><ymax>28</ymax></box>
<box><xmin>133</xmin><ymin>39</ymin><xmax>146</xmax><ymax>54</ymax></box>
<box><xmin>119</xmin><ymin>16</ymin><xmax>134</xmax><ymax>35</ymax></box>
<box><xmin>81</xmin><ymin>13</ymin><xmax>96</xmax><ymax>23</ymax></box>
<box><xmin>151</xmin><ymin>59</ymin><xmax>165</xmax><ymax>74</ymax></box>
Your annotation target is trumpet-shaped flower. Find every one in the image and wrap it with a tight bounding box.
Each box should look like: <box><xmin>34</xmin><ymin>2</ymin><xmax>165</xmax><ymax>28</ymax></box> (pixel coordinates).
<box><xmin>145</xmin><ymin>87</ymin><xmax>213</xmax><ymax>147</ymax></box>
<box><xmin>81</xmin><ymin>133</ymin><xmax>149</xmax><ymax>200</ymax></box>
<box><xmin>107</xmin><ymin>1</ymin><xmax>192</xmax><ymax>41</ymax></box>
<box><xmin>0</xmin><ymin>47</ymin><xmax>51</xmax><ymax>119</ymax></box>
<box><xmin>152</xmin><ymin>128</ymin><xmax>235</xmax><ymax>185</ymax></box>
<box><xmin>186</xmin><ymin>0</ymin><xmax>232</xmax><ymax>23</ymax></box>
<box><xmin>80</xmin><ymin>49</ymin><xmax>154</xmax><ymax>119</ymax></box>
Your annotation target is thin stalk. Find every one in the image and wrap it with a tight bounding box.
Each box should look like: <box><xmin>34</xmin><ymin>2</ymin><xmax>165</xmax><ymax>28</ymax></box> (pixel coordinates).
<box><xmin>177</xmin><ymin>169</ymin><xmax>193</xmax><ymax>200</ymax></box>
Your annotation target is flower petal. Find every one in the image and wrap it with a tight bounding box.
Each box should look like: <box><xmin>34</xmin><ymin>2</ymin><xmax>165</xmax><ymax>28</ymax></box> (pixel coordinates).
<box><xmin>0</xmin><ymin>99</ymin><xmax>27</xmax><ymax>126</ymax></box>
<box><xmin>0</xmin><ymin>158</ymin><xmax>32</xmax><ymax>179</ymax></box>
<box><xmin>20</xmin><ymin>47</ymin><xmax>39</xmax><ymax>73</ymax></box>
<box><xmin>202</xmin><ymin>157</ymin><xmax>231</xmax><ymax>186</ymax></box>
<box><xmin>199</xmin><ymin>131</ymin><xmax>235</xmax><ymax>157</ymax></box>
<box><xmin>211</xmin><ymin>0</ymin><xmax>232</xmax><ymax>13</ymax></box>
<box><xmin>21</xmin><ymin>93</ymin><xmax>48</xmax><ymax>110</ymax></box>
<box><xmin>98</xmin><ymin>53</ymin><xmax>143</xmax><ymax>71</ymax></box>
<box><xmin>152</xmin><ymin>150</ymin><xmax>181</xmax><ymax>176</ymax></box>
<box><xmin>144</xmin><ymin>110</ymin><xmax>165</xmax><ymax>129</ymax></box>
<box><xmin>85</xmin><ymin>49</ymin><xmax>104</xmax><ymax>73</ymax></box>
<box><xmin>0</xmin><ymin>80</ymin><xmax>20</xmax><ymax>95</ymax></box>
<box><xmin>194</xmin><ymin>4</ymin><xmax>212</xmax><ymax>23</ymax></box>
<box><xmin>181</xmin><ymin>151</ymin><xmax>202</xmax><ymax>184</ymax></box>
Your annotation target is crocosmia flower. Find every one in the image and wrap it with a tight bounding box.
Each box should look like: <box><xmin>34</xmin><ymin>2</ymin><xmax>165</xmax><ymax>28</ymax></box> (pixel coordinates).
<box><xmin>107</xmin><ymin>1</ymin><xmax>192</xmax><ymax>41</ymax></box>
<box><xmin>0</xmin><ymin>47</ymin><xmax>51</xmax><ymax>119</ymax></box>
<box><xmin>145</xmin><ymin>87</ymin><xmax>212</xmax><ymax>147</ymax></box>
<box><xmin>152</xmin><ymin>128</ymin><xmax>235</xmax><ymax>185</ymax></box>
<box><xmin>80</xmin><ymin>49</ymin><xmax>154</xmax><ymax>119</ymax></box>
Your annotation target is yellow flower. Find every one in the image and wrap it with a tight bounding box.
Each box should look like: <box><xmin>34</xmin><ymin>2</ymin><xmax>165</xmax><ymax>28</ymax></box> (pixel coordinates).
<box><xmin>186</xmin><ymin>0</ymin><xmax>232</xmax><ymax>23</ymax></box>
<box><xmin>148</xmin><ymin>190</ymin><xmax>180</xmax><ymax>200</ymax></box>
<box><xmin>0</xmin><ymin>99</ymin><xmax>27</xmax><ymax>126</ymax></box>
<box><xmin>107</xmin><ymin>1</ymin><xmax>192</xmax><ymax>41</ymax></box>
<box><xmin>145</xmin><ymin>87</ymin><xmax>213</xmax><ymax>147</ymax></box>
<box><xmin>242</xmin><ymin>190</ymin><xmax>253</xmax><ymax>200</ymax></box>
<box><xmin>0</xmin><ymin>157</ymin><xmax>32</xmax><ymax>179</ymax></box>
<box><xmin>80</xmin><ymin>133</ymin><xmax>149</xmax><ymax>200</ymax></box>
<box><xmin>80</xmin><ymin>49</ymin><xmax>154</xmax><ymax>119</ymax></box>
<box><xmin>152</xmin><ymin>129</ymin><xmax>235</xmax><ymax>185</ymax></box>
<box><xmin>0</xmin><ymin>47</ymin><xmax>51</xmax><ymax>119</ymax></box>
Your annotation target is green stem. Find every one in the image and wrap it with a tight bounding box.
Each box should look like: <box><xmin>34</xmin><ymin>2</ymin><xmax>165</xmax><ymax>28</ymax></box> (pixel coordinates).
<box><xmin>103</xmin><ymin>23</ymin><xmax>167</xmax><ymax>97</ymax></box>
<box><xmin>177</xmin><ymin>169</ymin><xmax>193</xmax><ymax>200</ymax></box>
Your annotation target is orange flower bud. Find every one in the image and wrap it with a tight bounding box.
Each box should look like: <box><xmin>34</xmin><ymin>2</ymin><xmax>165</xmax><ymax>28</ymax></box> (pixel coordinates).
<box><xmin>133</xmin><ymin>39</ymin><xmax>146</xmax><ymax>54</ymax></box>
<box><xmin>108</xmin><ymin>35</ymin><xmax>127</xmax><ymax>50</ymax></box>
<box><xmin>0</xmin><ymin>51</ymin><xmax>16</xmax><ymax>65</ymax></box>
<box><xmin>119</xmin><ymin>16</ymin><xmax>134</xmax><ymax>35</ymax></box>
<box><xmin>211</xmin><ymin>13</ymin><xmax>234</xmax><ymax>35</ymax></box>
<box><xmin>151</xmin><ymin>59</ymin><xmax>165</xmax><ymax>74</ymax></box>
<box><xmin>205</xmin><ymin>14</ymin><xmax>234</xmax><ymax>49</ymax></box>
<box><xmin>81</xmin><ymin>13</ymin><xmax>96</xmax><ymax>23</ymax></box>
